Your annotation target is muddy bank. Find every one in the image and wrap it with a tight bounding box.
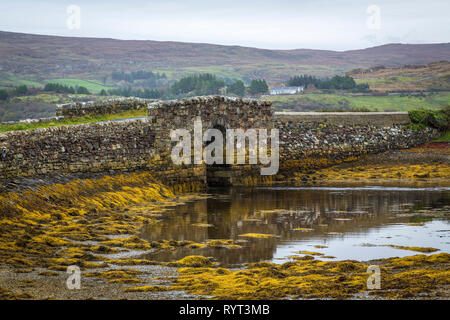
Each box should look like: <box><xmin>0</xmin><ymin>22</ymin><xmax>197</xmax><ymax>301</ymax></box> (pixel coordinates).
<box><xmin>0</xmin><ymin>264</ymin><xmax>191</xmax><ymax>300</ymax></box>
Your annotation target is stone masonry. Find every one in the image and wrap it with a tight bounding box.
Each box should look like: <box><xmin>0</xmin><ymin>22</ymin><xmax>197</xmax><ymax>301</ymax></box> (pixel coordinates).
<box><xmin>0</xmin><ymin>96</ymin><xmax>439</xmax><ymax>185</ymax></box>
<box><xmin>56</xmin><ymin>97</ymin><xmax>154</xmax><ymax>117</ymax></box>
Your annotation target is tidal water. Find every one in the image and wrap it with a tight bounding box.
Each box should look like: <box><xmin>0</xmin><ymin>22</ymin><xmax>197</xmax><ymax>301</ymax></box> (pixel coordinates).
<box><xmin>140</xmin><ymin>186</ymin><xmax>450</xmax><ymax>266</ymax></box>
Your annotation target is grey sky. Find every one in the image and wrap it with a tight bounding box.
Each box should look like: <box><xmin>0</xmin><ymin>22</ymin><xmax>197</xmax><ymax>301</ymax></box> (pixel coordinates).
<box><xmin>0</xmin><ymin>0</ymin><xmax>449</xmax><ymax>50</ymax></box>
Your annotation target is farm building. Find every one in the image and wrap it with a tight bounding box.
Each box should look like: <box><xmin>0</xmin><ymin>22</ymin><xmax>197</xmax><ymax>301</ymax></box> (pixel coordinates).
<box><xmin>269</xmin><ymin>86</ymin><xmax>304</xmax><ymax>95</ymax></box>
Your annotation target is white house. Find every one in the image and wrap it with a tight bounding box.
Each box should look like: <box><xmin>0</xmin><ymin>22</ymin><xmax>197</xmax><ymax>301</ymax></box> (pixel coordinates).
<box><xmin>269</xmin><ymin>86</ymin><xmax>304</xmax><ymax>95</ymax></box>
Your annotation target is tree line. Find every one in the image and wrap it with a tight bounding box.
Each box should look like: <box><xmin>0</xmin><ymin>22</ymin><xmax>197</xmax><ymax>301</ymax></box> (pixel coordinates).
<box><xmin>1</xmin><ymin>72</ymin><xmax>371</xmax><ymax>104</ymax></box>
<box><xmin>1</xmin><ymin>83</ymin><xmax>91</xmax><ymax>97</ymax></box>
<box><xmin>43</xmin><ymin>83</ymin><xmax>90</xmax><ymax>94</ymax></box>
<box><xmin>170</xmin><ymin>74</ymin><xmax>225</xmax><ymax>96</ymax></box>
<box><xmin>0</xmin><ymin>75</ymin><xmax>270</xmax><ymax>106</ymax></box>
<box><xmin>288</xmin><ymin>74</ymin><xmax>370</xmax><ymax>92</ymax></box>
<box><xmin>104</xmin><ymin>74</ymin><xmax>269</xmax><ymax>99</ymax></box>
<box><xmin>168</xmin><ymin>74</ymin><xmax>268</xmax><ymax>97</ymax></box>
<box><xmin>104</xmin><ymin>87</ymin><xmax>162</xmax><ymax>99</ymax></box>
<box><xmin>0</xmin><ymin>85</ymin><xmax>29</xmax><ymax>100</ymax></box>
<box><xmin>111</xmin><ymin>70</ymin><xmax>167</xmax><ymax>82</ymax></box>
<box><xmin>1</xmin><ymin>83</ymin><xmax>93</xmax><ymax>99</ymax></box>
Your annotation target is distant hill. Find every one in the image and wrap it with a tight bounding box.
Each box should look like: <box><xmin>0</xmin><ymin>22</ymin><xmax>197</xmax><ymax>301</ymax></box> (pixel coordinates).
<box><xmin>347</xmin><ymin>61</ymin><xmax>450</xmax><ymax>92</ymax></box>
<box><xmin>1</xmin><ymin>31</ymin><xmax>450</xmax><ymax>85</ymax></box>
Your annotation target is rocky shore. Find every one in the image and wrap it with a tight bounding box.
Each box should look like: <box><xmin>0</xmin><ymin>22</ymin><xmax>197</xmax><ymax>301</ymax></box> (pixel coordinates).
<box><xmin>289</xmin><ymin>142</ymin><xmax>450</xmax><ymax>186</ymax></box>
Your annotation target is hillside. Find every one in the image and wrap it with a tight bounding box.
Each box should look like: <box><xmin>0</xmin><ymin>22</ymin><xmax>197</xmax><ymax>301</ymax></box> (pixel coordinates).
<box><xmin>267</xmin><ymin>92</ymin><xmax>450</xmax><ymax>112</ymax></box>
<box><xmin>1</xmin><ymin>31</ymin><xmax>450</xmax><ymax>86</ymax></box>
<box><xmin>348</xmin><ymin>61</ymin><xmax>450</xmax><ymax>92</ymax></box>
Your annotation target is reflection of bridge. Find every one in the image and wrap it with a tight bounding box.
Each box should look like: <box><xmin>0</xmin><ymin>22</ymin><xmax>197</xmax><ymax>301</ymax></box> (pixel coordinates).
<box><xmin>138</xmin><ymin>187</ymin><xmax>447</xmax><ymax>266</ymax></box>
<box><xmin>0</xmin><ymin>95</ymin><xmax>433</xmax><ymax>185</ymax></box>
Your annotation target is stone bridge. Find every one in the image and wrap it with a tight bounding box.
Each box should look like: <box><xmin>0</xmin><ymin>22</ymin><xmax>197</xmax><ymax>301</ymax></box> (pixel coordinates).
<box><xmin>147</xmin><ymin>96</ymin><xmax>273</xmax><ymax>186</ymax></box>
<box><xmin>0</xmin><ymin>96</ymin><xmax>437</xmax><ymax>188</ymax></box>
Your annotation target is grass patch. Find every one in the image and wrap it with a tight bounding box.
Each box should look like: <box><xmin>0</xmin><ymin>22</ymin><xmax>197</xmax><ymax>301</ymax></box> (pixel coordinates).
<box><xmin>0</xmin><ymin>109</ymin><xmax>148</xmax><ymax>133</ymax></box>
<box><xmin>13</xmin><ymin>93</ymin><xmax>71</xmax><ymax>104</ymax></box>
<box><xmin>353</xmin><ymin>75</ymin><xmax>441</xmax><ymax>91</ymax></box>
<box><xmin>434</xmin><ymin>131</ymin><xmax>450</xmax><ymax>142</ymax></box>
<box><xmin>0</xmin><ymin>72</ymin><xmax>42</xmax><ymax>88</ymax></box>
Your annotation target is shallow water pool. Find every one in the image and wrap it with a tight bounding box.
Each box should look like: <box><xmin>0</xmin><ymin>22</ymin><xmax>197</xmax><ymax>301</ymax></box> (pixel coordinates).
<box><xmin>140</xmin><ymin>185</ymin><xmax>450</xmax><ymax>266</ymax></box>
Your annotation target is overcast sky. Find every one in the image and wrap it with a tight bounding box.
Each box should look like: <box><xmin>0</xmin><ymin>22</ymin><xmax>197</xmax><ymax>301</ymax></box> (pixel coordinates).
<box><xmin>0</xmin><ymin>0</ymin><xmax>449</xmax><ymax>51</ymax></box>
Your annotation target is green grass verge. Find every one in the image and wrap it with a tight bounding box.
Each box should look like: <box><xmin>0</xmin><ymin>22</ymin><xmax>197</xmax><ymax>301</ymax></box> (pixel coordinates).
<box><xmin>433</xmin><ymin>131</ymin><xmax>450</xmax><ymax>142</ymax></box>
<box><xmin>0</xmin><ymin>109</ymin><xmax>148</xmax><ymax>133</ymax></box>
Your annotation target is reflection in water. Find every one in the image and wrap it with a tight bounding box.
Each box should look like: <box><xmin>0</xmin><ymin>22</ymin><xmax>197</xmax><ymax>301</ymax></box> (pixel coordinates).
<box><xmin>140</xmin><ymin>187</ymin><xmax>450</xmax><ymax>266</ymax></box>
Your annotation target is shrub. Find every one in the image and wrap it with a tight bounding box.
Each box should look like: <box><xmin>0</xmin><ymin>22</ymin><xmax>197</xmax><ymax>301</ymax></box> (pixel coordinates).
<box><xmin>227</xmin><ymin>80</ymin><xmax>245</xmax><ymax>96</ymax></box>
<box><xmin>15</xmin><ymin>85</ymin><xmax>28</xmax><ymax>95</ymax></box>
<box><xmin>44</xmin><ymin>83</ymin><xmax>76</xmax><ymax>94</ymax></box>
<box><xmin>404</xmin><ymin>123</ymin><xmax>426</xmax><ymax>132</ymax></box>
<box><xmin>248</xmin><ymin>79</ymin><xmax>268</xmax><ymax>95</ymax></box>
<box><xmin>408</xmin><ymin>107</ymin><xmax>449</xmax><ymax>131</ymax></box>
<box><xmin>408</xmin><ymin>110</ymin><xmax>430</xmax><ymax>124</ymax></box>
<box><xmin>76</xmin><ymin>86</ymin><xmax>90</xmax><ymax>94</ymax></box>
<box><xmin>0</xmin><ymin>89</ymin><xmax>8</xmax><ymax>100</ymax></box>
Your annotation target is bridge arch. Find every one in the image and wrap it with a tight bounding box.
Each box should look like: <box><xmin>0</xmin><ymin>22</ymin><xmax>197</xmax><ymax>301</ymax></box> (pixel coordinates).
<box><xmin>204</xmin><ymin>117</ymin><xmax>231</xmax><ymax>187</ymax></box>
<box><xmin>147</xmin><ymin>96</ymin><xmax>273</xmax><ymax>187</ymax></box>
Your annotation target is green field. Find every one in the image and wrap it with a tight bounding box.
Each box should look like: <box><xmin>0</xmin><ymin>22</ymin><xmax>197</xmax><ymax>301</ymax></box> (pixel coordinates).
<box><xmin>0</xmin><ymin>73</ymin><xmax>113</xmax><ymax>92</ymax></box>
<box><xmin>266</xmin><ymin>92</ymin><xmax>450</xmax><ymax>112</ymax></box>
<box><xmin>46</xmin><ymin>78</ymin><xmax>112</xmax><ymax>92</ymax></box>
<box><xmin>0</xmin><ymin>72</ymin><xmax>42</xmax><ymax>88</ymax></box>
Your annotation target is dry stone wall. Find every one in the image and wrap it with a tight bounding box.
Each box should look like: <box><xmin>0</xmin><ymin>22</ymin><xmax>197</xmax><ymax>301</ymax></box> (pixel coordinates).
<box><xmin>56</xmin><ymin>97</ymin><xmax>154</xmax><ymax>117</ymax></box>
<box><xmin>0</xmin><ymin>120</ymin><xmax>156</xmax><ymax>179</ymax></box>
<box><xmin>274</xmin><ymin>111</ymin><xmax>411</xmax><ymax>127</ymax></box>
<box><xmin>274</xmin><ymin>116</ymin><xmax>437</xmax><ymax>170</ymax></box>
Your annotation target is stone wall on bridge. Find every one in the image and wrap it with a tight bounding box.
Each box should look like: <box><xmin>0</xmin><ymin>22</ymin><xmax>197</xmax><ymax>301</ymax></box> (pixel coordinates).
<box><xmin>274</xmin><ymin>115</ymin><xmax>436</xmax><ymax>175</ymax></box>
<box><xmin>0</xmin><ymin>119</ymin><xmax>156</xmax><ymax>179</ymax></box>
<box><xmin>147</xmin><ymin>96</ymin><xmax>273</xmax><ymax>166</ymax></box>
<box><xmin>0</xmin><ymin>96</ymin><xmax>272</xmax><ymax>185</ymax></box>
<box><xmin>0</xmin><ymin>96</ymin><xmax>439</xmax><ymax>186</ymax></box>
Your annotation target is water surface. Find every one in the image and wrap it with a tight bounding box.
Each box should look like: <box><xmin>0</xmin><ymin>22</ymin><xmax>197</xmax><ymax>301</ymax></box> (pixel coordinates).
<box><xmin>140</xmin><ymin>186</ymin><xmax>450</xmax><ymax>266</ymax></box>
